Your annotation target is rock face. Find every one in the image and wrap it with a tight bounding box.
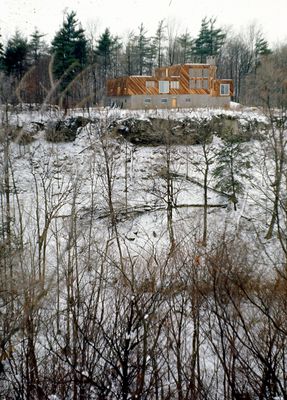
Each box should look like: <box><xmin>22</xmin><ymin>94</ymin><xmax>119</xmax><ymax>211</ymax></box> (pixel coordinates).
<box><xmin>5</xmin><ymin>110</ymin><xmax>267</xmax><ymax>146</ymax></box>
<box><xmin>114</xmin><ymin>117</ymin><xmax>214</xmax><ymax>145</ymax></box>
<box><xmin>112</xmin><ymin>114</ymin><xmax>267</xmax><ymax>145</ymax></box>
<box><xmin>46</xmin><ymin>116</ymin><xmax>90</xmax><ymax>142</ymax></box>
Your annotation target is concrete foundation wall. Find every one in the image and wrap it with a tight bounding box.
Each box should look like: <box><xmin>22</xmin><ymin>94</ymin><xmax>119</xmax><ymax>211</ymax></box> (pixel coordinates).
<box><xmin>107</xmin><ymin>94</ymin><xmax>230</xmax><ymax>109</ymax></box>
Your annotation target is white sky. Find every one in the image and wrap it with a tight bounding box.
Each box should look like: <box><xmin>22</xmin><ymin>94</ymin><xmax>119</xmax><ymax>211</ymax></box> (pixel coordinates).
<box><xmin>0</xmin><ymin>0</ymin><xmax>286</xmax><ymax>46</ymax></box>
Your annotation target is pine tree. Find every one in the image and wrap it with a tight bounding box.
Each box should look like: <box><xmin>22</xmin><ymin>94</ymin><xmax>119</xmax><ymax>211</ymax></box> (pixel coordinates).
<box><xmin>3</xmin><ymin>31</ymin><xmax>29</xmax><ymax>79</ymax></box>
<box><xmin>134</xmin><ymin>23</ymin><xmax>153</xmax><ymax>75</ymax></box>
<box><xmin>96</xmin><ymin>28</ymin><xmax>116</xmax><ymax>79</ymax></box>
<box><xmin>193</xmin><ymin>17</ymin><xmax>225</xmax><ymax>62</ymax></box>
<box><xmin>23</xmin><ymin>29</ymin><xmax>50</xmax><ymax>104</ymax></box>
<box><xmin>193</xmin><ymin>18</ymin><xmax>209</xmax><ymax>62</ymax></box>
<box><xmin>51</xmin><ymin>11</ymin><xmax>87</xmax><ymax>93</ymax></box>
<box><xmin>255</xmin><ymin>36</ymin><xmax>271</xmax><ymax>57</ymax></box>
<box><xmin>29</xmin><ymin>29</ymin><xmax>47</xmax><ymax>64</ymax></box>
<box><xmin>254</xmin><ymin>33</ymin><xmax>271</xmax><ymax>70</ymax></box>
<box><xmin>213</xmin><ymin>137</ymin><xmax>251</xmax><ymax>211</ymax></box>
<box><xmin>153</xmin><ymin>20</ymin><xmax>166</xmax><ymax>68</ymax></box>
<box><xmin>177</xmin><ymin>31</ymin><xmax>194</xmax><ymax>63</ymax></box>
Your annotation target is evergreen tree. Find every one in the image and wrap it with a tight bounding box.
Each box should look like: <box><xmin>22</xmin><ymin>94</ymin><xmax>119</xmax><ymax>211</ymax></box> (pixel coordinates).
<box><xmin>96</xmin><ymin>28</ymin><xmax>122</xmax><ymax>100</ymax></box>
<box><xmin>255</xmin><ymin>36</ymin><xmax>271</xmax><ymax>57</ymax></box>
<box><xmin>51</xmin><ymin>11</ymin><xmax>87</xmax><ymax>92</ymax></box>
<box><xmin>213</xmin><ymin>137</ymin><xmax>251</xmax><ymax>211</ymax></box>
<box><xmin>134</xmin><ymin>23</ymin><xmax>153</xmax><ymax>75</ymax></box>
<box><xmin>177</xmin><ymin>31</ymin><xmax>194</xmax><ymax>63</ymax></box>
<box><xmin>153</xmin><ymin>20</ymin><xmax>166</xmax><ymax>68</ymax></box>
<box><xmin>23</xmin><ymin>30</ymin><xmax>50</xmax><ymax>104</ymax></box>
<box><xmin>254</xmin><ymin>33</ymin><xmax>271</xmax><ymax>70</ymax></box>
<box><xmin>3</xmin><ymin>31</ymin><xmax>29</xmax><ymax>79</ymax></box>
<box><xmin>193</xmin><ymin>18</ymin><xmax>209</xmax><ymax>62</ymax></box>
<box><xmin>193</xmin><ymin>17</ymin><xmax>225</xmax><ymax>62</ymax></box>
<box><xmin>96</xmin><ymin>28</ymin><xmax>117</xmax><ymax>79</ymax></box>
<box><xmin>29</xmin><ymin>28</ymin><xmax>47</xmax><ymax>64</ymax></box>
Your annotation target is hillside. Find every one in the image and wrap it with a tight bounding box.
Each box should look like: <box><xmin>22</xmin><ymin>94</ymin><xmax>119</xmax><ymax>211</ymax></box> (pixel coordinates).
<box><xmin>0</xmin><ymin>105</ymin><xmax>286</xmax><ymax>399</ymax></box>
<box><xmin>1</xmin><ymin>105</ymin><xmax>274</xmax><ymax>252</ymax></box>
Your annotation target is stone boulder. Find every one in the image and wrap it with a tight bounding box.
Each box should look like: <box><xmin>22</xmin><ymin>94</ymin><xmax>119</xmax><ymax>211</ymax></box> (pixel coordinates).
<box><xmin>46</xmin><ymin>116</ymin><xmax>90</xmax><ymax>142</ymax></box>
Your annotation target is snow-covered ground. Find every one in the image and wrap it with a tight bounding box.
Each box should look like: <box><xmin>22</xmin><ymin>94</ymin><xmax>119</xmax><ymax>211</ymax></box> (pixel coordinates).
<box><xmin>1</xmin><ymin>106</ymin><xmax>286</xmax><ymax>399</ymax></box>
<box><xmin>3</xmin><ymin>106</ymin><xmax>277</xmax><ymax>258</ymax></box>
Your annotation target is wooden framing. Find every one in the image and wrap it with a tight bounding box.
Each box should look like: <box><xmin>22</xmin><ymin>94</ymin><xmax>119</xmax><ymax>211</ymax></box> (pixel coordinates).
<box><xmin>106</xmin><ymin>62</ymin><xmax>233</xmax><ymax>108</ymax></box>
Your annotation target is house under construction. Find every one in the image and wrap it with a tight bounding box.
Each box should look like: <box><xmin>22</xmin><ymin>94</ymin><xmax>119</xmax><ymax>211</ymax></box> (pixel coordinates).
<box><xmin>106</xmin><ymin>57</ymin><xmax>233</xmax><ymax>109</ymax></box>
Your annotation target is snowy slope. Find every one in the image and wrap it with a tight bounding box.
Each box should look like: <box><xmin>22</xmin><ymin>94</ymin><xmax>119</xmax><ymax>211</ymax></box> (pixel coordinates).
<box><xmin>1</xmin><ymin>105</ymin><xmax>280</xmax><ymax>267</ymax></box>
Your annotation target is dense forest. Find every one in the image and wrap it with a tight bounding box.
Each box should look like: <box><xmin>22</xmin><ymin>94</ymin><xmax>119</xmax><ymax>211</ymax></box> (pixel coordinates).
<box><xmin>1</xmin><ymin>10</ymin><xmax>287</xmax><ymax>400</ymax></box>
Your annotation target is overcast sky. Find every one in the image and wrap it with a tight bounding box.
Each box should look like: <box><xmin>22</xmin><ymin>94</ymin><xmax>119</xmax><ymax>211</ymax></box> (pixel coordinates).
<box><xmin>1</xmin><ymin>0</ymin><xmax>286</xmax><ymax>46</ymax></box>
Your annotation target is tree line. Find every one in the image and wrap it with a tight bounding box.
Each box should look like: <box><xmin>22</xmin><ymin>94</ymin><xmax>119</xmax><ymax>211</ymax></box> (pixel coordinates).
<box><xmin>0</xmin><ymin>11</ymin><xmax>273</xmax><ymax>108</ymax></box>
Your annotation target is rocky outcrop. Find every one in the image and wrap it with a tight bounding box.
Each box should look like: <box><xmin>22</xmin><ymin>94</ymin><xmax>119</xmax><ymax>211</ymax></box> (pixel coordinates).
<box><xmin>114</xmin><ymin>116</ymin><xmax>214</xmax><ymax>145</ymax></box>
<box><xmin>4</xmin><ymin>110</ymin><xmax>268</xmax><ymax>146</ymax></box>
<box><xmin>112</xmin><ymin>113</ymin><xmax>268</xmax><ymax>145</ymax></box>
<box><xmin>46</xmin><ymin>116</ymin><xmax>90</xmax><ymax>142</ymax></box>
